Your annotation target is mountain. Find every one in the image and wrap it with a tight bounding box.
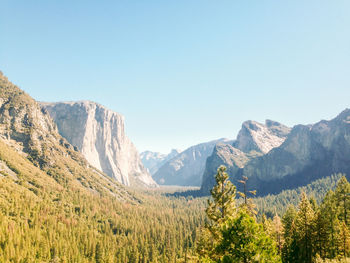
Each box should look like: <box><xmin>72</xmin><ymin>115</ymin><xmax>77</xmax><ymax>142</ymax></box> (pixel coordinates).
<box><xmin>0</xmin><ymin>71</ymin><xmax>134</xmax><ymax>200</ymax></box>
<box><xmin>140</xmin><ymin>149</ymin><xmax>181</xmax><ymax>175</ymax></box>
<box><xmin>40</xmin><ymin>101</ymin><xmax>157</xmax><ymax>187</ymax></box>
<box><xmin>0</xmin><ymin>72</ymin><xmax>202</xmax><ymax>262</ymax></box>
<box><xmin>153</xmin><ymin>138</ymin><xmax>231</xmax><ymax>186</ymax></box>
<box><xmin>201</xmin><ymin>120</ymin><xmax>291</xmax><ymax>194</ymax></box>
<box><xmin>201</xmin><ymin>111</ymin><xmax>350</xmax><ymax>196</ymax></box>
<box><xmin>233</xmin><ymin>120</ymin><xmax>291</xmax><ymax>154</ymax></box>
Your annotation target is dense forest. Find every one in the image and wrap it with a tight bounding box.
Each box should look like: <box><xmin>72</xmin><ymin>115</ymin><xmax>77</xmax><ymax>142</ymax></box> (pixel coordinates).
<box><xmin>1</xmin><ymin>146</ymin><xmax>350</xmax><ymax>262</ymax></box>
<box><xmin>195</xmin><ymin>167</ymin><xmax>350</xmax><ymax>263</ymax></box>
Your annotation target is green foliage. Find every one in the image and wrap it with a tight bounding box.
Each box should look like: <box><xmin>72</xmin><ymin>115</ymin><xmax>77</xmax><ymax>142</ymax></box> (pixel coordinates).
<box><xmin>281</xmin><ymin>176</ymin><xmax>350</xmax><ymax>263</ymax></box>
<box><xmin>218</xmin><ymin>209</ymin><xmax>280</xmax><ymax>263</ymax></box>
<box><xmin>255</xmin><ymin>174</ymin><xmax>343</xmax><ymax>218</ymax></box>
<box><xmin>198</xmin><ymin>166</ymin><xmax>280</xmax><ymax>263</ymax></box>
<box><xmin>0</xmin><ymin>139</ymin><xmax>206</xmax><ymax>262</ymax></box>
<box><xmin>206</xmin><ymin>165</ymin><xmax>236</xmax><ymax>223</ymax></box>
<box><xmin>238</xmin><ymin>176</ymin><xmax>257</xmax><ymax>216</ymax></box>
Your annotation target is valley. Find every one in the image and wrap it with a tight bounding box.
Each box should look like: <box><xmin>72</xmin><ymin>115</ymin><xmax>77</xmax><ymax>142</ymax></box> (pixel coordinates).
<box><xmin>1</xmin><ymin>71</ymin><xmax>350</xmax><ymax>262</ymax></box>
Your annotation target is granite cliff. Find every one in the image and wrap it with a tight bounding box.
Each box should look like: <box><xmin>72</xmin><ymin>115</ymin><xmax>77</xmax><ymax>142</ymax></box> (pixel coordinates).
<box><xmin>201</xmin><ymin>111</ymin><xmax>350</xmax><ymax>196</ymax></box>
<box><xmin>201</xmin><ymin>120</ymin><xmax>291</xmax><ymax>194</ymax></box>
<box><xmin>0</xmin><ymin>71</ymin><xmax>135</xmax><ymax>200</ymax></box>
<box><xmin>41</xmin><ymin>101</ymin><xmax>157</xmax><ymax>187</ymax></box>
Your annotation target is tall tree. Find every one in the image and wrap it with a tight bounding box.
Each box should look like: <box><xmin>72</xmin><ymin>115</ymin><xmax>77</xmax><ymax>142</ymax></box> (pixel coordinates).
<box><xmin>198</xmin><ymin>166</ymin><xmax>280</xmax><ymax>263</ymax></box>
<box><xmin>335</xmin><ymin>176</ymin><xmax>350</xmax><ymax>226</ymax></box>
<box><xmin>282</xmin><ymin>205</ymin><xmax>298</xmax><ymax>263</ymax></box>
<box><xmin>198</xmin><ymin>165</ymin><xmax>236</xmax><ymax>261</ymax></box>
<box><xmin>206</xmin><ymin>165</ymin><xmax>237</xmax><ymax>224</ymax></box>
<box><xmin>294</xmin><ymin>192</ymin><xmax>316</xmax><ymax>263</ymax></box>
<box><xmin>218</xmin><ymin>209</ymin><xmax>280</xmax><ymax>263</ymax></box>
<box><xmin>238</xmin><ymin>176</ymin><xmax>257</xmax><ymax>216</ymax></box>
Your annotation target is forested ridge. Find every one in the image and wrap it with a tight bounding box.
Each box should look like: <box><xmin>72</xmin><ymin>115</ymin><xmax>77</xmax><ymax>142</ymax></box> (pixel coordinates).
<box><xmin>1</xmin><ymin>143</ymin><xmax>350</xmax><ymax>262</ymax></box>
<box><xmin>0</xmin><ymin>136</ymin><xmax>206</xmax><ymax>262</ymax></box>
<box><xmin>195</xmin><ymin>167</ymin><xmax>350</xmax><ymax>263</ymax></box>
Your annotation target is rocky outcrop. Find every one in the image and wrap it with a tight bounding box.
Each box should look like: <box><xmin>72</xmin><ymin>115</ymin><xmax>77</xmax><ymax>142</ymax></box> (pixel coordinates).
<box><xmin>233</xmin><ymin>120</ymin><xmax>291</xmax><ymax>154</ymax></box>
<box><xmin>201</xmin><ymin>111</ymin><xmax>350</xmax><ymax>196</ymax></box>
<box><xmin>201</xmin><ymin>120</ymin><xmax>291</xmax><ymax>194</ymax></box>
<box><xmin>0</xmin><ymin>71</ymin><xmax>135</xmax><ymax>200</ymax></box>
<box><xmin>41</xmin><ymin>101</ymin><xmax>157</xmax><ymax>187</ymax></box>
<box><xmin>141</xmin><ymin>149</ymin><xmax>181</xmax><ymax>175</ymax></box>
<box><xmin>241</xmin><ymin>109</ymin><xmax>350</xmax><ymax>195</ymax></box>
<box><xmin>153</xmin><ymin>139</ymin><xmax>231</xmax><ymax>186</ymax></box>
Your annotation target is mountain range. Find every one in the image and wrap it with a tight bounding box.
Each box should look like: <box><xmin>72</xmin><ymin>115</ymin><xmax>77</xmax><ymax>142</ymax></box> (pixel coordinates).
<box><xmin>152</xmin><ymin>138</ymin><xmax>231</xmax><ymax>186</ymax></box>
<box><xmin>200</xmin><ymin>111</ymin><xmax>350</xmax><ymax>195</ymax></box>
<box><xmin>140</xmin><ymin>149</ymin><xmax>181</xmax><ymax>175</ymax></box>
<box><xmin>2</xmin><ymin>70</ymin><xmax>350</xmax><ymax>198</ymax></box>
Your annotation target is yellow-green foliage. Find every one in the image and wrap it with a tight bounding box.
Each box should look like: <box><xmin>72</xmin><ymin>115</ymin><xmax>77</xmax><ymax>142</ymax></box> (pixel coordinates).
<box><xmin>0</xmin><ymin>140</ymin><xmax>206</xmax><ymax>262</ymax></box>
<box><xmin>315</xmin><ymin>257</ymin><xmax>350</xmax><ymax>263</ymax></box>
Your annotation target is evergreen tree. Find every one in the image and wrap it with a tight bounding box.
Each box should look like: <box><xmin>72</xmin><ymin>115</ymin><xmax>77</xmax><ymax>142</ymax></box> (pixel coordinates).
<box><xmin>334</xmin><ymin>176</ymin><xmax>350</xmax><ymax>227</ymax></box>
<box><xmin>218</xmin><ymin>208</ymin><xmax>280</xmax><ymax>263</ymax></box>
<box><xmin>198</xmin><ymin>165</ymin><xmax>237</xmax><ymax>261</ymax></box>
<box><xmin>206</xmin><ymin>165</ymin><xmax>237</xmax><ymax>224</ymax></box>
<box><xmin>294</xmin><ymin>192</ymin><xmax>316</xmax><ymax>263</ymax></box>
<box><xmin>198</xmin><ymin>166</ymin><xmax>280</xmax><ymax>263</ymax></box>
<box><xmin>282</xmin><ymin>205</ymin><xmax>298</xmax><ymax>263</ymax></box>
<box><xmin>272</xmin><ymin>213</ymin><xmax>284</xmax><ymax>255</ymax></box>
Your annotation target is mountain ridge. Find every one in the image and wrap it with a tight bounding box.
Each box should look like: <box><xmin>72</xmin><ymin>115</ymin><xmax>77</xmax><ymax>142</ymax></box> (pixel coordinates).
<box><xmin>153</xmin><ymin>138</ymin><xmax>231</xmax><ymax>186</ymax></box>
<box><xmin>201</xmin><ymin>109</ymin><xmax>350</xmax><ymax>196</ymax></box>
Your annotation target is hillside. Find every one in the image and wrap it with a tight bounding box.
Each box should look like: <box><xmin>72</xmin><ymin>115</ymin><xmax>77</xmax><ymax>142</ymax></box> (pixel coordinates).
<box><xmin>0</xmin><ymin>72</ymin><xmax>205</xmax><ymax>262</ymax></box>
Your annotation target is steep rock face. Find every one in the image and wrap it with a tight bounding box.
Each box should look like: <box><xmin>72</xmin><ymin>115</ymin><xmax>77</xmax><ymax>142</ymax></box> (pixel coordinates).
<box><xmin>233</xmin><ymin>120</ymin><xmax>291</xmax><ymax>154</ymax></box>
<box><xmin>41</xmin><ymin>101</ymin><xmax>157</xmax><ymax>187</ymax></box>
<box><xmin>241</xmin><ymin>109</ymin><xmax>350</xmax><ymax>195</ymax></box>
<box><xmin>201</xmin><ymin>120</ymin><xmax>291</xmax><ymax>194</ymax></box>
<box><xmin>201</xmin><ymin>111</ymin><xmax>350</xmax><ymax>196</ymax></box>
<box><xmin>0</xmin><ymin>71</ymin><xmax>135</xmax><ymax>200</ymax></box>
<box><xmin>140</xmin><ymin>149</ymin><xmax>181</xmax><ymax>175</ymax></box>
<box><xmin>201</xmin><ymin>143</ymin><xmax>250</xmax><ymax>194</ymax></box>
<box><xmin>153</xmin><ymin>139</ymin><xmax>231</xmax><ymax>186</ymax></box>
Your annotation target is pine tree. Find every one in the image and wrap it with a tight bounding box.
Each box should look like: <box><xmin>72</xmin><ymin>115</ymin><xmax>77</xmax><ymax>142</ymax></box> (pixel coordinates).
<box><xmin>294</xmin><ymin>192</ymin><xmax>316</xmax><ymax>263</ymax></box>
<box><xmin>335</xmin><ymin>176</ymin><xmax>350</xmax><ymax>227</ymax></box>
<box><xmin>198</xmin><ymin>165</ymin><xmax>237</xmax><ymax>261</ymax></box>
<box><xmin>272</xmin><ymin>213</ymin><xmax>284</xmax><ymax>254</ymax></box>
<box><xmin>282</xmin><ymin>205</ymin><xmax>298</xmax><ymax>263</ymax></box>
<box><xmin>218</xmin><ymin>209</ymin><xmax>280</xmax><ymax>263</ymax></box>
<box><xmin>198</xmin><ymin>166</ymin><xmax>280</xmax><ymax>263</ymax></box>
<box><xmin>206</xmin><ymin>165</ymin><xmax>237</xmax><ymax>224</ymax></box>
<box><xmin>316</xmin><ymin>190</ymin><xmax>339</xmax><ymax>259</ymax></box>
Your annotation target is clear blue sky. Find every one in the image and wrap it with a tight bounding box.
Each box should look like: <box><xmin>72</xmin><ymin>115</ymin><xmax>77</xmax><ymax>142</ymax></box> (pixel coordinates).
<box><xmin>1</xmin><ymin>1</ymin><xmax>350</xmax><ymax>153</ymax></box>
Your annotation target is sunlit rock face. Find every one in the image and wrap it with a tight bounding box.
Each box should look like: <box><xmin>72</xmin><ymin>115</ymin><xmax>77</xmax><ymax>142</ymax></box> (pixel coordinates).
<box><xmin>201</xmin><ymin>111</ymin><xmax>350</xmax><ymax>196</ymax></box>
<box><xmin>201</xmin><ymin>120</ymin><xmax>291</xmax><ymax>195</ymax></box>
<box><xmin>41</xmin><ymin>101</ymin><xmax>157</xmax><ymax>187</ymax></box>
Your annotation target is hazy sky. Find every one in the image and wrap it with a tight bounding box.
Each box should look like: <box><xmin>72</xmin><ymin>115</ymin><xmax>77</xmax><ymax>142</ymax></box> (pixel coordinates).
<box><xmin>1</xmin><ymin>1</ymin><xmax>350</xmax><ymax>153</ymax></box>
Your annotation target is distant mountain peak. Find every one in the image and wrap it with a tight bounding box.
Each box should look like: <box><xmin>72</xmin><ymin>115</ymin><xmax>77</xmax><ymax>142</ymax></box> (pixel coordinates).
<box><xmin>140</xmin><ymin>149</ymin><xmax>181</xmax><ymax>175</ymax></box>
<box><xmin>234</xmin><ymin>120</ymin><xmax>290</xmax><ymax>154</ymax></box>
